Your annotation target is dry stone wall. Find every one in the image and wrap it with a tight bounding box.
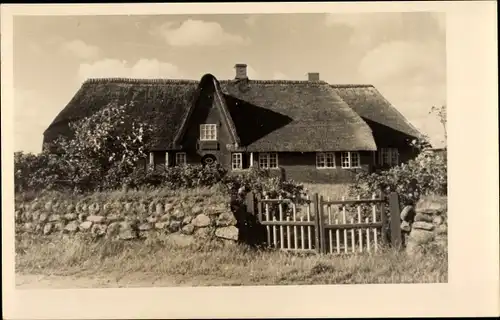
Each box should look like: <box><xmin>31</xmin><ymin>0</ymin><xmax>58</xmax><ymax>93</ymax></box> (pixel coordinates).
<box><xmin>15</xmin><ymin>195</ymin><xmax>240</xmax><ymax>244</ymax></box>
<box><xmin>400</xmin><ymin>196</ymin><xmax>447</xmax><ymax>256</ymax></box>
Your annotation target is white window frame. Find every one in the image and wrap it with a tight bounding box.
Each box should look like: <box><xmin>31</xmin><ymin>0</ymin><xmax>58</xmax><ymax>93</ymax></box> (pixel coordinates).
<box><xmin>231</xmin><ymin>153</ymin><xmax>243</xmax><ymax>170</ymax></box>
<box><xmin>341</xmin><ymin>151</ymin><xmax>361</xmax><ymax>169</ymax></box>
<box><xmin>200</xmin><ymin>124</ymin><xmax>217</xmax><ymax>141</ymax></box>
<box><xmin>316</xmin><ymin>152</ymin><xmax>336</xmax><ymax>169</ymax></box>
<box><xmin>258</xmin><ymin>152</ymin><xmax>278</xmax><ymax>169</ymax></box>
<box><xmin>175</xmin><ymin>152</ymin><xmax>187</xmax><ymax>166</ymax></box>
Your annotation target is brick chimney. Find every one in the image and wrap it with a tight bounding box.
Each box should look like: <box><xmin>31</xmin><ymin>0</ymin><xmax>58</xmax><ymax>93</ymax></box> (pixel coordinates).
<box><xmin>235</xmin><ymin>64</ymin><xmax>248</xmax><ymax>80</ymax></box>
<box><xmin>308</xmin><ymin>72</ymin><xmax>320</xmax><ymax>81</ymax></box>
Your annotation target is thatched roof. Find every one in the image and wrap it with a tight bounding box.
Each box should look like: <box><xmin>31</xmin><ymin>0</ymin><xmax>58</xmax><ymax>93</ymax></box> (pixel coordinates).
<box><xmin>44</xmin><ymin>74</ymin><xmax>420</xmax><ymax>152</ymax></box>
<box><xmin>221</xmin><ymin>80</ymin><xmax>376</xmax><ymax>152</ymax></box>
<box><xmin>331</xmin><ymin>85</ymin><xmax>422</xmax><ymax>139</ymax></box>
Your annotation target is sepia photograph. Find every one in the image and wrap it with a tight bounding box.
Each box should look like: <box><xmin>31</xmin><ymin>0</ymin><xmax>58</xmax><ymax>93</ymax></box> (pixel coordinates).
<box><xmin>12</xmin><ymin>10</ymin><xmax>449</xmax><ymax>288</ymax></box>
<box><xmin>2</xmin><ymin>2</ymin><xmax>498</xmax><ymax>319</ymax></box>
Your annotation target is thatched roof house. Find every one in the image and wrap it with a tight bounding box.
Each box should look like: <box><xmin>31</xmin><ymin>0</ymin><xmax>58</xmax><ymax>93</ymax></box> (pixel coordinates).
<box><xmin>44</xmin><ymin>64</ymin><xmax>423</xmax><ymax>183</ymax></box>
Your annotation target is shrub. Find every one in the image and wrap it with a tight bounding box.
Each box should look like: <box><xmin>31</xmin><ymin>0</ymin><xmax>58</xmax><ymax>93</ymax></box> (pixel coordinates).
<box><xmin>47</xmin><ymin>100</ymin><xmax>155</xmax><ymax>192</ymax></box>
<box><xmin>124</xmin><ymin>165</ymin><xmax>305</xmax><ymax>203</ymax></box>
<box><xmin>349</xmin><ymin>151</ymin><xmax>447</xmax><ymax>206</ymax></box>
<box><xmin>14</xmin><ymin>151</ymin><xmax>72</xmax><ymax>193</ymax></box>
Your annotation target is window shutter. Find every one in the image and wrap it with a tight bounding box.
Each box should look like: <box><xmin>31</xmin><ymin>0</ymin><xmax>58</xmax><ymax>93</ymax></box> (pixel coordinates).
<box><xmin>242</xmin><ymin>153</ymin><xmax>249</xmax><ymax>169</ymax></box>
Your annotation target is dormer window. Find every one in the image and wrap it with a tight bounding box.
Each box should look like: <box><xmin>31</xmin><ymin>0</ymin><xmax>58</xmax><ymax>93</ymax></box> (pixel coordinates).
<box><xmin>200</xmin><ymin>124</ymin><xmax>217</xmax><ymax>141</ymax></box>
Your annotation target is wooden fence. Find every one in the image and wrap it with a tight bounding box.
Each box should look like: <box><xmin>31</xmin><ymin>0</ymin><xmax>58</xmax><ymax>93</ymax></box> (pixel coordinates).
<box><xmin>245</xmin><ymin>191</ymin><xmax>402</xmax><ymax>255</ymax></box>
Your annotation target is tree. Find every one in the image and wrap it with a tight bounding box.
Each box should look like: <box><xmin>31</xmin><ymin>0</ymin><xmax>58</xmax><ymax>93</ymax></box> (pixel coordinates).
<box><xmin>50</xmin><ymin>100</ymin><xmax>154</xmax><ymax>191</ymax></box>
<box><xmin>430</xmin><ymin>104</ymin><xmax>447</xmax><ymax>147</ymax></box>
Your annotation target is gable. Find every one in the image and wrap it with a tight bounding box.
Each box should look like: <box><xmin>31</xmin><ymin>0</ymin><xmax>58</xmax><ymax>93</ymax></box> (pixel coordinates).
<box><xmin>173</xmin><ymin>74</ymin><xmax>240</xmax><ymax>148</ymax></box>
<box><xmin>176</xmin><ymin>75</ymin><xmax>238</xmax><ymax>149</ymax></box>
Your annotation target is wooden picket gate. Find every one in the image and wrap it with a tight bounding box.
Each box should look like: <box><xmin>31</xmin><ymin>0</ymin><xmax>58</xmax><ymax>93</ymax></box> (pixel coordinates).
<box><xmin>245</xmin><ymin>191</ymin><xmax>402</xmax><ymax>254</ymax></box>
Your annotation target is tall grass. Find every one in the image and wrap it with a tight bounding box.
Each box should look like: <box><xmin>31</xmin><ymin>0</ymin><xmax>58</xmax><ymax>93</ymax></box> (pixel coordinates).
<box><xmin>16</xmin><ymin>233</ymin><xmax>447</xmax><ymax>286</ymax></box>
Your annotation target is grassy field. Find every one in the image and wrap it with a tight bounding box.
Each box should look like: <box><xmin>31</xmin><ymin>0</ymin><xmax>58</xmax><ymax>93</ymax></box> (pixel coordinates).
<box><xmin>15</xmin><ymin>232</ymin><xmax>447</xmax><ymax>288</ymax></box>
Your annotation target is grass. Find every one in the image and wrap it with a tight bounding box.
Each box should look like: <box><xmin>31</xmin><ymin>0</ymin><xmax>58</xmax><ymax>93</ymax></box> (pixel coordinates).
<box><xmin>15</xmin><ymin>233</ymin><xmax>448</xmax><ymax>286</ymax></box>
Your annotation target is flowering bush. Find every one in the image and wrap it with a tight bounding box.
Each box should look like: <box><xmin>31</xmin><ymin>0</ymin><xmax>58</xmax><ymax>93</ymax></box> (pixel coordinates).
<box><xmin>349</xmin><ymin>150</ymin><xmax>447</xmax><ymax>206</ymax></box>
<box><xmin>49</xmin><ymin>100</ymin><xmax>154</xmax><ymax>192</ymax></box>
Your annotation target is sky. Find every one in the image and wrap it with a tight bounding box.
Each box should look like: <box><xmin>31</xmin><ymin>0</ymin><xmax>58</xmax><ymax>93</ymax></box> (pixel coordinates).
<box><xmin>13</xmin><ymin>12</ymin><xmax>446</xmax><ymax>153</ymax></box>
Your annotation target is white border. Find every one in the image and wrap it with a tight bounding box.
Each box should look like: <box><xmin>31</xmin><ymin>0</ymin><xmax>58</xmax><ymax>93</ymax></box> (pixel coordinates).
<box><xmin>2</xmin><ymin>2</ymin><xmax>499</xmax><ymax>318</ymax></box>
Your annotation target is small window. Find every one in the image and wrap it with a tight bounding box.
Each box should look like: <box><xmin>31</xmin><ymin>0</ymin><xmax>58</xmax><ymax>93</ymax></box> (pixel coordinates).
<box><xmin>175</xmin><ymin>152</ymin><xmax>186</xmax><ymax>166</ymax></box>
<box><xmin>379</xmin><ymin>148</ymin><xmax>399</xmax><ymax>166</ymax></box>
<box><xmin>232</xmin><ymin>153</ymin><xmax>243</xmax><ymax>170</ymax></box>
<box><xmin>259</xmin><ymin>153</ymin><xmax>278</xmax><ymax>169</ymax></box>
<box><xmin>316</xmin><ymin>152</ymin><xmax>336</xmax><ymax>168</ymax></box>
<box><xmin>390</xmin><ymin>149</ymin><xmax>399</xmax><ymax>165</ymax></box>
<box><xmin>200</xmin><ymin>124</ymin><xmax>217</xmax><ymax>141</ymax></box>
<box><xmin>341</xmin><ymin>151</ymin><xmax>361</xmax><ymax>169</ymax></box>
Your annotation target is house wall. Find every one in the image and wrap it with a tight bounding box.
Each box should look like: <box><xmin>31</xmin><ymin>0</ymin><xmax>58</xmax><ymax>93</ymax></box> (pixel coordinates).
<box><xmin>241</xmin><ymin>151</ymin><xmax>372</xmax><ymax>184</ymax></box>
<box><xmin>279</xmin><ymin>151</ymin><xmax>372</xmax><ymax>183</ymax></box>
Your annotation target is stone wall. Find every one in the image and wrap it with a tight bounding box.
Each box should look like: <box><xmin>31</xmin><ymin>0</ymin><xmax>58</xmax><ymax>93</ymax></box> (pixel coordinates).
<box><xmin>14</xmin><ymin>195</ymin><xmax>240</xmax><ymax>244</ymax></box>
<box><xmin>400</xmin><ymin>196</ymin><xmax>448</xmax><ymax>256</ymax></box>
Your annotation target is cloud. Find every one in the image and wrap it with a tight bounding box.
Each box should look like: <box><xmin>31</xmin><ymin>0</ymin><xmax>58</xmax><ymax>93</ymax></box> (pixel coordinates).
<box><xmin>358</xmin><ymin>40</ymin><xmax>445</xmax><ymax>85</ymax></box>
<box><xmin>60</xmin><ymin>39</ymin><xmax>100</xmax><ymax>60</ymax></box>
<box><xmin>358</xmin><ymin>40</ymin><xmax>446</xmax><ymax>147</ymax></box>
<box><xmin>325</xmin><ymin>12</ymin><xmax>445</xmax><ymax>49</ymax></box>
<box><xmin>78</xmin><ymin>58</ymin><xmax>182</xmax><ymax>81</ymax></box>
<box><xmin>153</xmin><ymin>19</ymin><xmax>251</xmax><ymax>47</ymax></box>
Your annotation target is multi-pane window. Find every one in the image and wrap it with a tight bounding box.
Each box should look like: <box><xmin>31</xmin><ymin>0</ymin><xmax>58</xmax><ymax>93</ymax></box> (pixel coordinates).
<box><xmin>175</xmin><ymin>152</ymin><xmax>186</xmax><ymax>166</ymax></box>
<box><xmin>316</xmin><ymin>152</ymin><xmax>336</xmax><ymax>168</ymax></box>
<box><xmin>200</xmin><ymin>124</ymin><xmax>217</xmax><ymax>141</ymax></box>
<box><xmin>341</xmin><ymin>151</ymin><xmax>361</xmax><ymax>168</ymax></box>
<box><xmin>232</xmin><ymin>153</ymin><xmax>243</xmax><ymax>170</ymax></box>
<box><xmin>259</xmin><ymin>153</ymin><xmax>278</xmax><ymax>169</ymax></box>
<box><xmin>379</xmin><ymin>148</ymin><xmax>399</xmax><ymax>166</ymax></box>
<box><xmin>390</xmin><ymin>149</ymin><xmax>399</xmax><ymax>165</ymax></box>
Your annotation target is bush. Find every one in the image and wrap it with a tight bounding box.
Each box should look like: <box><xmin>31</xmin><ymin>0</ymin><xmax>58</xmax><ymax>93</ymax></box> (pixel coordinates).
<box><xmin>124</xmin><ymin>164</ymin><xmax>306</xmax><ymax>202</ymax></box>
<box><xmin>14</xmin><ymin>151</ymin><xmax>72</xmax><ymax>193</ymax></box>
<box><xmin>349</xmin><ymin>151</ymin><xmax>447</xmax><ymax>206</ymax></box>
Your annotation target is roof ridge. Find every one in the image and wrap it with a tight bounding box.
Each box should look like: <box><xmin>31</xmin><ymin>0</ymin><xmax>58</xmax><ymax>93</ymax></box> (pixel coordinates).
<box><xmin>82</xmin><ymin>78</ymin><xmax>334</xmax><ymax>86</ymax></box>
<box><xmin>83</xmin><ymin>78</ymin><xmax>199</xmax><ymax>84</ymax></box>
<box><xmin>220</xmin><ymin>79</ymin><xmax>329</xmax><ymax>85</ymax></box>
<box><xmin>330</xmin><ymin>84</ymin><xmax>374</xmax><ymax>88</ymax></box>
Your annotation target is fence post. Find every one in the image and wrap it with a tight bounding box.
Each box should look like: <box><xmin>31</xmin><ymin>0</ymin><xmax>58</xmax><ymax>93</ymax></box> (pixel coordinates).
<box><xmin>388</xmin><ymin>192</ymin><xmax>402</xmax><ymax>249</ymax></box>
<box><xmin>312</xmin><ymin>193</ymin><xmax>321</xmax><ymax>254</ymax></box>
<box><xmin>379</xmin><ymin>189</ymin><xmax>388</xmax><ymax>247</ymax></box>
<box><xmin>255</xmin><ymin>193</ymin><xmax>263</xmax><ymax>223</ymax></box>
<box><xmin>318</xmin><ymin>195</ymin><xmax>326</xmax><ymax>254</ymax></box>
<box><xmin>245</xmin><ymin>191</ymin><xmax>255</xmax><ymax>216</ymax></box>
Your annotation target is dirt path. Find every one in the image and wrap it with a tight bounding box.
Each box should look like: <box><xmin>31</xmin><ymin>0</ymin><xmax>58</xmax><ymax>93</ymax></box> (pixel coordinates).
<box><xmin>16</xmin><ymin>273</ymin><xmax>247</xmax><ymax>289</ymax></box>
